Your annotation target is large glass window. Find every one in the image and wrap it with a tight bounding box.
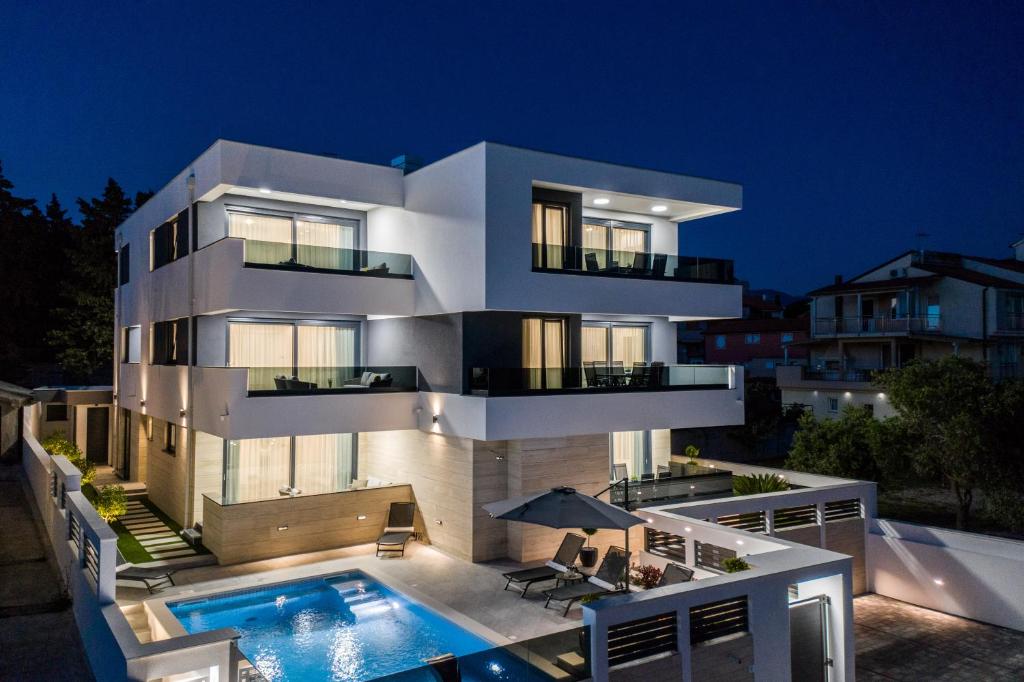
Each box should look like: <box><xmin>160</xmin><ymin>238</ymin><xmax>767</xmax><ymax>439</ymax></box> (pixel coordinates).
<box><xmin>582</xmin><ymin>323</ymin><xmax>649</xmax><ymax>385</ymax></box>
<box><xmin>223</xmin><ymin>433</ymin><xmax>357</xmax><ymax>504</ymax></box>
<box><xmin>523</xmin><ymin>317</ymin><xmax>566</xmax><ymax>389</ymax></box>
<box><xmin>121</xmin><ymin>326</ymin><xmax>141</xmax><ymax>363</ymax></box>
<box><xmin>227</xmin><ymin>209</ymin><xmax>358</xmax><ymax>270</ymax></box>
<box><xmin>228</xmin><ymin>320</ymin><xmax>360</xmax><ymax>390</ymax></box>
<box><xmin>582</xmin><ymin>218</ymin><xmax>650</xmax><ymax>271</ymax></box>
<box><xmin>611</xmin><ymin>431</ymin><xmax>650</xmax><ymax>479</ymax></box>
<box><xmin>532</xmin><ymin>201</ymin><xmax>569</xmax><ymax>269</ymax></box>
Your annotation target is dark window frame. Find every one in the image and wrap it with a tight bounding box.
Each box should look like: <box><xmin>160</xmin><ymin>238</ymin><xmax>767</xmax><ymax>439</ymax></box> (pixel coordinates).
<box><xmin>150</xmin><ymin>318</ymin><xmax>190</xmax><ymax>366</ymax></box>
<box><xmin>164</xmin><ymin>422</ymin><xmax>176</xmax><ymax>455</ymax></box>
<box><xmin>118</xmin><ymin>244</ymin><xmax>130</xmax><ymax>285</ymax></box>
<box><xmin>45</xmin><ymin>404</ymin><xmax>69</xmax><ymax>422</ymax></box>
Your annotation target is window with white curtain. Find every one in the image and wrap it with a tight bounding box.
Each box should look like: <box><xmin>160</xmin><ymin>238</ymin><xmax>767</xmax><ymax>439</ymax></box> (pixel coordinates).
<box><xmin>532</xmin><ymin>202</ymin><xmax>568</xmax><ymax>268</ymax></box>
<box><xmin>523</xmin><ymin>317</ymin><xmax>566</xmax><ymax>389</ymax></box>
<box><xmin>223</xmin><ymin>433</ymin><xmax>357</xmax><ymax>504</ymax></box>
<box><xmin>228</xmin><ymin>320</ymin><xmax>360</xmax><ymax>390</ymax></box>
<box><xmin>582</xmin><ymin>217</ymin><xmax>650</xmax><ymax>269</ymax></box>
<box><xmin>611</xmin><ymin>431</ymin><xmax>650</xmax><ymax>478</ymax></box>
<box><xmin>227</xmin><ymin>209</ymin><xmax>359</xmax><ymax>270</ymax></box>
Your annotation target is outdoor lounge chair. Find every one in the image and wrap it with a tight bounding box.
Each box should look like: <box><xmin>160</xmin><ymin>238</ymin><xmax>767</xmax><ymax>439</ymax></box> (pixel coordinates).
<box><xmin>657</xmin><ymin>562</ymin><xmax>695</xmax><ymax>587</ymax></box>
<box><xmin>542</xmin><ymin>546</ymin><xmax>631</xmax><ymax>616</ymax></box>
<box><xmin>114</xmin><ymin>551</ymin><xmax>177</xmax><ymax>593</ymax></box>
<box><xmin>376</xmin><ymin>501</ymin><xmax>417</xmax><ymax>557</ymax></box>
<box><xmin>501</xmin><ymin>533</ymin><xmax>586</xmax><ymax>598</ymax></box>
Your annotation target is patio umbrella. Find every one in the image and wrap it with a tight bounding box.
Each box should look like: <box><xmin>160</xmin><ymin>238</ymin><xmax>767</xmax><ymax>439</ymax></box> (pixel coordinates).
<box><xmin>483</xmin><ymin>486</ymin><xmax>646</xmax><ymax>560</ymax></box>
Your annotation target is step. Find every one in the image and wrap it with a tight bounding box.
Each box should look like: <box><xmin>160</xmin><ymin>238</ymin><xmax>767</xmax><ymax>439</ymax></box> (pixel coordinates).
<box><xmin>343</xmin><ymin>591</ymin><xmax>382</xmax><ymax>605</ymax></box>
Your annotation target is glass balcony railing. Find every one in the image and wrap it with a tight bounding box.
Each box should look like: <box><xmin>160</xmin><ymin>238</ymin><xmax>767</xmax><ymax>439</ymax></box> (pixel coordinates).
<box><xmin>532</xmin><ymin>243</ymin><xmax>734</xmax><ymax>283</ymax></box>
<box><xmin>468</xmin><ymin>364</ymin><xmax>732</xmax><ymax>396</ymax></box>
<box><xmin>244</xmin><ymin>366</ymin><xmax>418</xmax><ymax>395</ymax></box>
<box><xmin>242</xmin><ymin>239</ymin><xmax>413</xmax><ymax>278</ymax></box>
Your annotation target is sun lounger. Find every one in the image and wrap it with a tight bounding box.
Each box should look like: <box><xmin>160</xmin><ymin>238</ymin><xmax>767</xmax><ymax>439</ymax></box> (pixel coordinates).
<box><xmin>501</xmin><ymin>533</ymin><xmax>586</xmax><ymax>598</ymax></box>
<box><xmin>376</xmin><ymin>501</ymin><xmax>417</xmax><ymax>557</ymax></box>
<box><xmin>657</xmin><ymin>562</ymin><xmax>695</xmax><ymax>587</ymax></box>
<box><xmin>542</xmin><ymin>546</ymin><xmax>630</xmax><ymax>616</ymax></box>
<box><xmin>114</xmin><ymin>551</ymin><xmax>177</xmax><ymax>593</ymax></box>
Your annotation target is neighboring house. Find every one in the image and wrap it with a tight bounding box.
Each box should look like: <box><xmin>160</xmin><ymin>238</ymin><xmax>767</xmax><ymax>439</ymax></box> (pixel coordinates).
<box><xmin>705</xmin><ymin>317</ymin><xmax>810</xmax><ymax>378</ymax></box>
<box><xmin>778</xmin><ymin>246</ymin><xmax>1024</xmax><ymax>418</ymax></box>
<box><xmin>111</xmin><ymin>139</ymin><xmax>746</xmax><ymax>565</ymax></box>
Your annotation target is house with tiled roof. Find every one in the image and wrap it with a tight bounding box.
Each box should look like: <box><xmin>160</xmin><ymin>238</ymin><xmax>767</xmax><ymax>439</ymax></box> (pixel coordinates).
<box><xmin>777</xmin><ymin>244</ymin><xmax>1024</xmax><ymax>418</ymax></box>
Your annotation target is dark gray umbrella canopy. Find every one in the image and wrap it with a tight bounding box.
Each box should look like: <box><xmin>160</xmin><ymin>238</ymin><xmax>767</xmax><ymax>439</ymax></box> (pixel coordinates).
<box><xmin>484</xmin><ymin>486</ymin><xmax>646</xmax><ymax>530</ymax></box>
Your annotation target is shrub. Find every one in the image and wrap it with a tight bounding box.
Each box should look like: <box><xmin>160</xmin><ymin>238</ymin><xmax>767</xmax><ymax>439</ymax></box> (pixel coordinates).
<box><xmin>95</xmin><ymin>485</ymin><xmax>128</xmax><ymax>522</ymax></box>
<box><xmin>733</xmin><ymin>473</ymin><xmax>789</xmax><ymax>495</ymax></box>
<box><xmin>629</xmin><ymin>564</ymin><xmax>664</xmax><ymax>589</ymax></box>
<box><xmin>41</xmin><ymin>432</ymin><xmax>95</xmax><ymax>485</ymax></box>
<box><xmin>985</xmin><ymin>489</ymin><xmax>1024</xmax><ymax>534</ymax></box>
<box><xmin>722</xmin><ymin>557</ymin><xmax>751</xmax><ymax>573</ymax></box>
<box><xmin>685</xmin><ymin>444</ymin><xmax>701</xmax><ymax>464</ymax></box>
<box><xmin>581</xmin><ymin>528</ymin><xmax>598</xmax><ymax>546</ymax></box>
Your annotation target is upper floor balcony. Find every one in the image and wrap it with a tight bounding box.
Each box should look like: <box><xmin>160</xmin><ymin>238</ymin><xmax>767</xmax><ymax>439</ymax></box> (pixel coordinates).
<box><xmin>190</xmin><ymin>238</ymin><xmax>415</xmax><ymax>318</ymax></box>
<box><xmin>813</xmin><ymin>315</ymin><xmax>941</xmax><ymax>337</ymax></box>
<box><xmin>531</xmin><ymin>244</ymin><xmax>734</xmax><ymax>284</ymax></box>
<box><xmin>467</xmin><ymin>363</ymin><xmax>732</xmax><ymax>397</ymax></box>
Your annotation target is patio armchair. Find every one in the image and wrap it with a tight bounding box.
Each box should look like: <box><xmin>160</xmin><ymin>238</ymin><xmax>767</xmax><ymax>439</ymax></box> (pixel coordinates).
<box><xmin>657</xmin><ymin>562</ymin><xmax>695</xmax><ymax>586</ymax></box>
<box><xmin>611</xmin><ymin>463</ymin><xmax>627</xmax><ymax>482</ymax></box>
<box><xmin>376</xmin><ymin>501</ymin><xmax>417</xmax><ymax>558</ymax></box>
<box><xmin>501</xmin><ymin>533</ymin><xmax>586</xmax><ymax>598</ymax></box>
<box><xmin>114</xmin><ymin>551</ymin><xmax>177</xmax><ymax>593</ymax></box>
<box><xmin>284</xmin><ymin>377</ymin><xmax>317</xmax><ymax>391</ymax></box>
<box><xmin>273</xmin><ymin>376</ymin><xmax>288</xmax><ymax>390</ymax></box>
<box><xmin>542</xmin><ymin>546</ymin><xmax>631</xmax><ymax>616</ymax></box>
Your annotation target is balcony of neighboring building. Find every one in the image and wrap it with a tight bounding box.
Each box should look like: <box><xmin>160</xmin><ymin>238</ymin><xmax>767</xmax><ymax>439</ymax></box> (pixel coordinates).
<box><xmin>813</xmin><ymin>314</ymin><xmax>942</xmax><ymax>337</ymax></box>
<box><xmin>776</xmin><ymin>363</ymin><xmax>877</xmax><ymax>390</ymax></box>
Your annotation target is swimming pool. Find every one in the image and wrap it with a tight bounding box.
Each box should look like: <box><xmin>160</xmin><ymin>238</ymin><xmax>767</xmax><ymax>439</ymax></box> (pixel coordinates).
<box><xmin>168</xmin><ymin>571</ymin><xmax>514</xmax><ymax>681</ymax></box>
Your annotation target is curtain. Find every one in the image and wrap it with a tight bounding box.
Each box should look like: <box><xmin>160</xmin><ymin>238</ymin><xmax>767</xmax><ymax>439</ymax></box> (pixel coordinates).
<box><xmin>522</xmin><ymin>318</ymin><xmax>543</xmax><ymax>389</ymax></box>
<box><xmin>612</xmin><ymin>227</ymin><xmax>647</xmax><ymax>267</ymax></box>
<box><xmin>532</xmin><ymin>203</ymin><xmax>567</xmax><ymax>268</ymax></box>
<box><xmin>296</xmin><ymin>325</ymin><xmax>357</xmax><ymax>389</ymax></box>
<box><xmin>294</xmin><ymin>433</ymin><xmax>355</xmax><ymax>495</ymax></box>
<box><xmin>612</xmin><ymin>326</ymin><xmax>647</xmax><ymax>368</ymax></box>
<box><xmin>228</xmin><ymin>213</ymin><xmax>292</xmax><ymax>265</ymax></box>
<box><xmin>296</xmin><ymin>220</ymin><xmax>355</xmax><ymax>270</ymax></box>
<box><xmin>583</xmin><ymin>223</ymin><xmax>608</xmax><ymax>269</ymax></box>
<box><xmin>229</xmin><ymin>323</ymin><xmax>294</xmax><ymax>390</ymax></box>
<box><xmin>611</xmin><ymin>431</ymin><xmax>648</xmax><ymax>478</ymax></box>
<box><xmin>582</xmin><ymin>326</ymin><xmax>608</xmax><ymax>364</ymax></box>
<box><xmin>544</xmin><ymin>319</ymin><xmax>564</xmax><ymax>389</ymax></box>
<box><xmin>224</xmin><ymin>437</ymin><xmax>291</xmax><ymax>504</ymax></box>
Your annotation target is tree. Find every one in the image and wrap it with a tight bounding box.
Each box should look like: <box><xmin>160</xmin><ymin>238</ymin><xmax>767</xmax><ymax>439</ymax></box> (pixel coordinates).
<box><xmin>874</xmin><ymin>357</ymin><xmax>998</xmax><ymax>530</ymax></box>
<box><xmin>785</xmin><ymin>406</ymin><xmax>887</xmax><ymax>482</ymax></box>
<box><xmin>48</xmin><ymin>179</ymin><xmax>136</xmax><ymax>379</ymax></box>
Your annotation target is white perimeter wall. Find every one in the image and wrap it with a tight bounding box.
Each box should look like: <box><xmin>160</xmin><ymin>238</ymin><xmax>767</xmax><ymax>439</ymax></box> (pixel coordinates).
<box><xmin>869</xmin><ymin>518</ymin><xmax>1024</xmax><ymax>631</ymax></box>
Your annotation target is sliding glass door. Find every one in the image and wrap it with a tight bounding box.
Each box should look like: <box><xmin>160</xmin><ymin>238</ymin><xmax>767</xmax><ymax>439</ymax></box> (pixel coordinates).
<box><xmin>228</xmin><ymin>320</ymin><xmax>360</xmax><ymax>390</ymax></box>
<box><xmin>611</xmin><ymin>431</ymin><xmax>651</xmax><ymax>480</ymax></box>
<box><xmin>532</xmin><ymin>201</ymin><xmax>569</xmax><ymax>269</ymax></box>
<box><xmin>582</xmin><ymin>218</ymin><xmax>650</xmax><ymax>270</ymax></box>
<box><xmin>228</xmin><ymin>209</ymin><xmax>358</xmax><ymax>270</ymax></box>
<box><xmin>582</xmin><ymin>322</ymin><xmax>650</xmax><ymax>383</ymax></box>
<box><xmin>223</xmin><ymin>433</ymin><xmax>357</xmax><ymax>504</ymax></box>
<box><xmin>523</xmin><ymin>317</ymin><xmax>567</xmax><ymax>389</ymax></box>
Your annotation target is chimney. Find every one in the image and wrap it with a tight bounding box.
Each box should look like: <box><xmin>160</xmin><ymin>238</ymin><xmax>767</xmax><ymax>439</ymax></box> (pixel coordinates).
<box><xmin>834</xmin><ymin>275</ymin><xmax>843</xmax><ymax>285</ymax></box>
<box><xmin>390</xmin><ymin>154</ymin><xmax>423</xmax><ymax>175</ymax></box>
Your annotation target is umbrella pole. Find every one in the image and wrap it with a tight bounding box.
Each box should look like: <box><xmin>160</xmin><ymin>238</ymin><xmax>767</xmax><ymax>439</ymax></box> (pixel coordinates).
<box><xmin>624</xmin><ymin>528</ymin><xmax>630</xmax><ymax>588</ymax></box>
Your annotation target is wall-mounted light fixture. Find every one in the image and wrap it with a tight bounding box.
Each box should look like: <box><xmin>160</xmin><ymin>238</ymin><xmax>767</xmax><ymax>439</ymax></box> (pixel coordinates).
<box><xmin>140</xmin><ymin>399</ymin><xmax>146</xmax><ymax>407</ymax></box>
<box><xmin>356</xmin><ymin>514</ymin><xmax>367</xmax><ymax>521</ymax></box>
<box><xmin>179</xmin><ymin>408</ymin><xmax>187</xmax><ymax>418</ymax></box>
<box><xmin>933</xmin><ymin>578</ymin><xmax>944</xmax><ymax>586</ymax></box>
<box><xmin>434</xmin><ymin>519</ymin><xmax>443</xmax><ymax>525</ymax></box>
<box><xmin>432</xmin><ymin>414</ymin><xmax>439</xmax><ymax>424</ymax></box>
<box><xmin>277</xmin><ymin>525</ymin><xmax>289</xmax><ymax>531</ymax></box>
<box><xmin>495</xmin><ymin>455</ymin><xmax>505</xmax><ymax>461</ymax></box>
<box><xmin>684</xmin><ymin>526</ymin><xmax>692</xmax><ymax>533</ymax></box>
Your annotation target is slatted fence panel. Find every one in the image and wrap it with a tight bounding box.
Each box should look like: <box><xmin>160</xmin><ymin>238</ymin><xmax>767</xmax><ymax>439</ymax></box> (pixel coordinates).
<box><xmin>690</xmin><ymin>596</ymin><xmax>749</xmax><ymax>645</ymax></box>
<box><xmin>645</xmin><ymin>528</ymin><xmax>686</xmax><ymax>562</ymax></box>
<box><xmin>608</xmin><ymin>612</ymin><xmax>678</xmax><ymax>666</ymax></box>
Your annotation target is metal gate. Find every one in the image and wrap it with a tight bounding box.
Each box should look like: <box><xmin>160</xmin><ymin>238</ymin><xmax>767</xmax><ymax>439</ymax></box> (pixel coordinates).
<box><xmin>789</xmin><ymin>595</ymin><xmax>831</xmax><ymax>682</ymax></box>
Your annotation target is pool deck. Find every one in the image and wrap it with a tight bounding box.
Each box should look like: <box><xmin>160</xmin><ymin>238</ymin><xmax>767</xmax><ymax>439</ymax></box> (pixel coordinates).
<box><xmin>119</xmin><ymin>541</ymin><xmax>583</xmax><ymax>644</ymax></box>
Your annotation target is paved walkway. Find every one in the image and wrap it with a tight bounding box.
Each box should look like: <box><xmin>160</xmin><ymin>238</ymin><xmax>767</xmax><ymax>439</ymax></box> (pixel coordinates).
<box><xmin>855</xmin><ymin>594</ymin><xmax>1024</xmax><ymax>681</ymax></box>
<box><xmin>120</xmin><ymin>499</ymin><xmax>197</xmax><ymax>560</ymax></box>
<box><xmin>0</xmin><ymin>463</ymin><xmax>94</xmax><ymax>681</ymax></box>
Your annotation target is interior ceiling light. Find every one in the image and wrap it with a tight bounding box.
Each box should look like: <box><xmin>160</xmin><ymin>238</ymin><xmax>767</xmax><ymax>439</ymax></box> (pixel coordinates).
<box><xmin>593</xmin><ymin>197</ymin><xmax>610</xmax><ymax>205</ymax></box>
<box><xmin>651</xmin><ymin>204</ymin><xmax>668</xmax><ymax>213</ymax></box>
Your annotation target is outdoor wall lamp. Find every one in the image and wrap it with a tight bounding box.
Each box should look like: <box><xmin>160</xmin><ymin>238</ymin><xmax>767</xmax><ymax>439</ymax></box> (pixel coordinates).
<box><xmin>179</xmin><ymin>408</ymin><xmax>186</xmax><ymax>417</ymax></box>
<box><xmin>432</xmin><ymin>414</ymin><xmax>439</xmax><ymax>424</ymax></box>
<box><xmin>356</xmin><ymin>515</ymin><xmax>367</xmax><ymax>520</ymax></box>
<box><xmin>140</xmin><ymin>399</ymin><xmax>146</xmax><ymax>407</ymax></box>
<box><xmin>277</xmin><ymin>525</ymin><xmax>288</xmax><ymax>531</ymax></box>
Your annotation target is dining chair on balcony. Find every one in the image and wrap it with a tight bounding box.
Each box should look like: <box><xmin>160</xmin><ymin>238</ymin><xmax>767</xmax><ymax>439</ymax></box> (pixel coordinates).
<box><xmin>612</xmin><ymin>462</ymin><xmax>628</xmax><ymax>482</ymax></box>
<box><xmin>629</xmin><ymin>252</ymin><xmax>651</xmax><ymax>276</ymax></box>
<box><xmin>584</xmin><ymin>252</ymin><xmax>601</xmax><ymax>272</ymax></box>
<box><xmin>583</xmin><ymin>362</ymin><xmax>598</xmax><ymax>388</ymax></box>
<box><xmin>630</xmin><ymin>362</ymin><xmax>651</xmax><ymax>387</ymax></box>
<box><xmin>609</xmin><ymin>361</ymin><xmax>626</xmax><ymax>386</ymax></box>
<box><xmin>651</xmin><ymin>253</ymin><xmax>668</xmax><ymax>278</ymax></box>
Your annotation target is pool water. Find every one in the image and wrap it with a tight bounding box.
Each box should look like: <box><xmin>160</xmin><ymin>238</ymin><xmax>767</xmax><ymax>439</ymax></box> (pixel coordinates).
<box><xmin>169</xmin><ymin>571</ymin><xmax>501</xmax><ymax>681</ymax></box>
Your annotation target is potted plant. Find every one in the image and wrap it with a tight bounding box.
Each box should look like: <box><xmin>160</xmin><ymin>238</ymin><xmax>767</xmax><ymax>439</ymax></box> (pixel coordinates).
<box><xmin>722</xmin><ymin>557</ymin><xmax>751</xmax><ymax>573</ymax></box>
<box><xmin>579</xmin><ymin>528</ymin><xmax>599</xmax><ymax>568</ymax></box>
<box><xmin>629</xmin><ymin>564</ymin><xmax>664</xmax><ymax>589</ymax></box>
<box><xmin>685</xmin><ymin>444</ymin><xmax>701</xmax><ymax>465</ymax></box>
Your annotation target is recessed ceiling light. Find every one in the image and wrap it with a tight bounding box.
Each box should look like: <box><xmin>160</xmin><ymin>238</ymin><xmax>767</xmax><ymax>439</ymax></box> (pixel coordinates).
<box><xmin>339</xmin><ymin>199</ymin><xmax>348</xmax><ymax>204</ymax></box>
<box><xmin>651</xmin><ymin>204</ymin><xmax>668</xmax><ymax>213</ymax></box>
<box><xmin>258</xmin><ymin>187</ymin><xmax>272</xmax><ymax>194</ymax></box>
<box><xmin>593</xmin><ymin>197</ymin><xmax>610</xmax><ymax>205</ymax></box>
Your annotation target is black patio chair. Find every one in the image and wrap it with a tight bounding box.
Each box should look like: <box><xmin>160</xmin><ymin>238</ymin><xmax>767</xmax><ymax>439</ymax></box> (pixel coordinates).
<box><xmin>502</xmin><ymin>533</ymin><xmax>586</xmax><ymax>598</ymax></box>
<box><xmin>542</xmin><ymin>546</ymin><xmax>631</xmax><ymax>616</ymax></box>
<box><xmin>376</xmin><ymin>502</ymin><xmax>417</xmax><ymax>558</ymax></box>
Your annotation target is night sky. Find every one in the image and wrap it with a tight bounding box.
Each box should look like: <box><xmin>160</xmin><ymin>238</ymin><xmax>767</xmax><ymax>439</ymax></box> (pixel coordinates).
<box><xmin>2</xmin><ymin>1</ymin><xmax>1021</xmax><ymax>294</ymax></box>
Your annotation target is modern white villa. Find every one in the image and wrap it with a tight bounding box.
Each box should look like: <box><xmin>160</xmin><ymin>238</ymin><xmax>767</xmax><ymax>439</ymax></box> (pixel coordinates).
<box><xmin>20</xmin><ymin>141</ymin><xmax>1024</xmax><ymax>682</ymax></box>
<box><xmin>777</xmin><ymin>246</ymin><xmax>1024</xmax><ymax>418</ymax></box>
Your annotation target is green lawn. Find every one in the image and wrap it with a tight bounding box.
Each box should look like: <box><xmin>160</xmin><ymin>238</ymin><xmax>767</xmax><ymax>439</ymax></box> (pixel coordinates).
<box><xmin>80</xmin><ymin>487</ymin><xmax>209</xmax><ymax>563</ymax></box>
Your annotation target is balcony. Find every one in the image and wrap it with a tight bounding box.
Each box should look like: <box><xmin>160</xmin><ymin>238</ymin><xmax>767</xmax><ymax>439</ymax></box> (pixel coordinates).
<box><xmin>776</xmin><ymin>364</ymin><xmax>876</xmax><ymax>389</ymax></box>
<box><xmin>191</xmin><ymin>238</ymin><xmax>415</xmax><ymax>317</ymax></box>
<box><xmin>241</xmin><ymin>239</ymin><xmax>413</xmax><ymax>279</ymax></box>
<box><xmin>531</xmin><ymin>244</ymin><xmax>733</xmax><ymax>284</ymax></box>
<box><xmin>467</xmin><ymin>364</ymin><xmax>732</xmax><ymax>397</ymax></box>
<box><xmin>814</xmin><ymin>316</ymin><xmax>941</xmax><ymax>337</ymax></box>
<box><xmin>243</xmin><ymin>366</ymin><xmax>418</xmax><ymax>396</ymax></box>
